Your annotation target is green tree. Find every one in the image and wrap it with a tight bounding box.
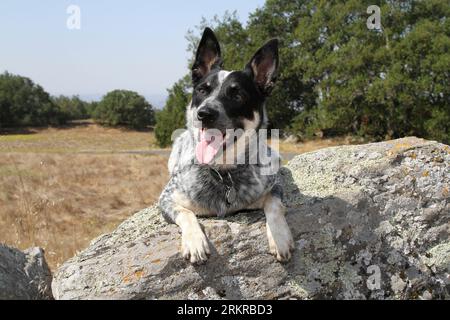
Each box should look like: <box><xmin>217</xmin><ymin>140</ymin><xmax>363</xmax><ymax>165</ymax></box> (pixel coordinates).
<box><xmin>93</xmin><ymin>90</ymin><xmax>154</xmax><ymax>129</ymax></box>
<box><xmin>285</xmin><ymin>0</ymin><xmax>450</xmax><ymax>142</ymax></box>
<box><xmin>155</xmin><ymin>76</ymin><xmax>191</xmax><ymax>147</ymax></box>
<box><xmin>52</xmin><ymin>95</ymin><xmax>90</xmax><ymax>120</ymax></box>
<box><xmin>172</xmin><ymin>0</ymin><xmax>450</xmax><ymax>143</ymax></box>
<box><xmin>0</xmin><ymin>72</ymin><xmax>66</xmax><ymax>127</ymax></box>
<box><xmin>86</xmin><ymin>101</ymin><xmax>98</xmax><ymax>117</ymax></box>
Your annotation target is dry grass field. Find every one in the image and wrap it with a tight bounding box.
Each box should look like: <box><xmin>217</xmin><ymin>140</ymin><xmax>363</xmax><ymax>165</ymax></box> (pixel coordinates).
<box><xmin>0</xmin><ymin>121</ymin><xmax>355</xmax><ymax>270</ymax></box>
<box><xmin>0</xmin><ymin>122</ymin><xmax>169</xmax><ymax>269</ymax></box>
<box><xmin>0</xmin><ymin>120</ymin><xmax>161</xmax><ymax>153</ymax></box>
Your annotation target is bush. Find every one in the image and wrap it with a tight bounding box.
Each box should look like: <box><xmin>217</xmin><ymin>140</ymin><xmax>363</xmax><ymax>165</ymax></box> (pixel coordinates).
<box><xmin>93</xmin><ymin>90</ymin><xmax>154</xmax><ymax>129</ymax></box>
<box><xmin>86</xmin><ymin>101</ymin><xmax>98</xmax><ymax>117</ymax></box>
<box><xmin>0</xmin><ymin>72</ymin><xmax>66</xmax><ymax>127</ymax></box>
<box><xmin>155</xmin><ymin>76</ymin><xmax>191</xmax><ymax>147</ymax></box>
<box><xmin>424</xmin><ymin>107</ymin><xmax>450</xmax><ymax>144</ymax></box>
<box><xmin>52</xmin><ymin>95</ymin><xmax>91</xmax><ymax>120</ymax></box>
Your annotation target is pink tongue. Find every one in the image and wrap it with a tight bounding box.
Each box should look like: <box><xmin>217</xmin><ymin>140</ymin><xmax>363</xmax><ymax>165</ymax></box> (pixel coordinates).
<box><xmin>195</xmin><ymin>129</ymin><xmax>221</xmax><ymax>164</ymax></box>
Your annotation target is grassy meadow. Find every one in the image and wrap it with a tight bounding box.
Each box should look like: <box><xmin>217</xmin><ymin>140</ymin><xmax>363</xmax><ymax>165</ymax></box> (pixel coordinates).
<box><xmin>0</xmin><ymin>121</ymin><xmax>169</xmax><ymax>269</ymax></box>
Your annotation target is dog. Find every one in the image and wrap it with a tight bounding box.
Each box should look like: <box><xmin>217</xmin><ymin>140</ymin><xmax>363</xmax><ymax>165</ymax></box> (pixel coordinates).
<box><xmin>158</xmin><ymin>27</ymin><xmax>294</xmax><ymax>264</ymax></box>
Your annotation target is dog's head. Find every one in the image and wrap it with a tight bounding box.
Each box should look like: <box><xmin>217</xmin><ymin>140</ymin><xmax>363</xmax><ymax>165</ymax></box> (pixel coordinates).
<box><xmin>187</xmin><ymin>28</ymin><xmax>279</xmax><ymax>165</ymax></box>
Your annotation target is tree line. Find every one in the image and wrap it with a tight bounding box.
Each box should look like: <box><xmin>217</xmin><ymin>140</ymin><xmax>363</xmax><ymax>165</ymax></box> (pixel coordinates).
<box><xmin>2</xmin><ymin>0</ymin><xmax>448</xmax><ymax>146</ymax></box>
<box><xmin>0</xmin><ymin>72</ymin><xmax>154</xmax><ymax>130</ymax></box>
<box><xmin>155</xmin><ymin>0</ymin><xmax>449</xmax><ymax>145</ymax></box>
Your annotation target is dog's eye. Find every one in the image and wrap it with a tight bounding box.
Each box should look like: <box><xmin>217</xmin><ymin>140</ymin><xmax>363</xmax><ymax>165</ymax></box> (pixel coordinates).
<box><xmin>228</xmin><ymin>86</ymin><xmax>243</xmax><ymax>103</ymax></box>
<box><xmin>233</xmin><ymin>93</ymin><xmax>243</xmax><ymax>102</ymax></box>
<box><xmin>197</xmin><ymin>84</ymin><xmax>211</xmax><ymax>96</ymax></box>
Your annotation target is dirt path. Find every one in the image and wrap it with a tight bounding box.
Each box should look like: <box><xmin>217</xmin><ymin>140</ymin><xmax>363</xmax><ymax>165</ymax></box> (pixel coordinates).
<box><xmin>76</xmin><ymin>149</ymin><xmax>297</xmax><ymax>161</ymax></box>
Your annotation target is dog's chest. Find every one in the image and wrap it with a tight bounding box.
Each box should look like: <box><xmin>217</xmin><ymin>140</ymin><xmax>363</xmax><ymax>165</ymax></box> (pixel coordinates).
<box><xmin>177</xmin><ymin>165</ymin><xmax>274</xmax><ymax>216</ymax></box>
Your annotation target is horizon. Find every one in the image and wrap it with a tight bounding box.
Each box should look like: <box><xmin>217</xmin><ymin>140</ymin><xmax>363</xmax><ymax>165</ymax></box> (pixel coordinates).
<box><xmin>0</xmin><ymin>0</ymin><xmax>265</xmax><ymax>108</ymax></box>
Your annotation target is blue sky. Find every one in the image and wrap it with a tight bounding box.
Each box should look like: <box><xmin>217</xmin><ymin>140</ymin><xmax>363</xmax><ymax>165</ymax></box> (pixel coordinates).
<box><xmin>0</xmin><ymin>0</ymin><xmax>265</xmax><ymax>107</ymax></box>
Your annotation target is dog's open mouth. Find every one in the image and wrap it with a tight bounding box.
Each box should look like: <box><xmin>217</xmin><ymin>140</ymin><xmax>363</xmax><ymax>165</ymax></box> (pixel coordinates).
<box><xmin>195</xmin><ymin>128</ymin><xmax>227</xmax><ymax>164</ymax></box>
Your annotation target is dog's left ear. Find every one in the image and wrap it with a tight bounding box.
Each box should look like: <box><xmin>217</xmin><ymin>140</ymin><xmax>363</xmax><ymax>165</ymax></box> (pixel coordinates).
<box><xmin>245</xmin><ymin>39</ymin><xmax>279</xmax><ymax>96</ymax></box>
<box><xmin>191</xmin><ymin>28</ymin><xmax>222</xmax><ymax>85</ymax></box>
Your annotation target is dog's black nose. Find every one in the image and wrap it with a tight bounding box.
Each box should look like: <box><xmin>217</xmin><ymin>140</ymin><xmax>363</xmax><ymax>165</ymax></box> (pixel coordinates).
<box><xmin>197</xmin><ymin>106</ymin><xmax>219</xmax><ymax>122</ymax></box>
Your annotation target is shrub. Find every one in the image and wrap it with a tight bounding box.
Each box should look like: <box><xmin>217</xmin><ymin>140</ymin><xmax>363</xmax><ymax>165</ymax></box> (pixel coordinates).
<box><xmin>155</xmin><ymin>76</ymin><xmax>191</xmax><ymax>147</ymax></box>
<box><xmin>52</xmin><ymin>95</ymin><xmax>91</xmax><ymax>120</ymax></box>
<box><xmin>93</xmin><ymin>90</ymin><xmax>154</xmax><ymax>129</ymax></box>
<box><xmin>0</xmin><ymin>72</ymin><xmax>66</xmax><ymax>127</ymax></box>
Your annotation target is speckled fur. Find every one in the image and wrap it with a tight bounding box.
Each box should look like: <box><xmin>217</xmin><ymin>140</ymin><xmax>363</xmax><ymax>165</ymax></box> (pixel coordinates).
<box><xmin>157</xmin><ymin>28</ymin><xmax>293</xmax><ymax>263</ymax></box>
<box><xmin>159</xmin><ymin>128</ymin><xmax>281</xmax><ymax>221</ymax></box>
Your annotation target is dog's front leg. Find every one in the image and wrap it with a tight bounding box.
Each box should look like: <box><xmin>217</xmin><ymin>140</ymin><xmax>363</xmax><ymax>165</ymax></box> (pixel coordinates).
<box><xmin>174</xmin><ymin>206</ymin><xmax>211</xmax><ymax>264</ymax></box>
<box><xmin>160</xmin><ymin>187</ymin><xmax>211</xmax><ymax>264</ymax></box>
<box><xmin>264</xmin><ymin>193</ymin><xmax>294</xmax><ymax>262</ymax></box>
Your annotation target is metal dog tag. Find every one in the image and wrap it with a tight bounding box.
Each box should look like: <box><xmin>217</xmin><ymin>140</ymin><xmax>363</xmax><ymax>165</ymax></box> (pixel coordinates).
<box><xmin>226</xmin><ymin>187</ymin><xmax>237</xmax><ymax>205</ymax></box>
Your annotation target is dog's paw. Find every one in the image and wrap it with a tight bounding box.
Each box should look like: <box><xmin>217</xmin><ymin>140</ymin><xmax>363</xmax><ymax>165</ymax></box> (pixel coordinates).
<box><xmin>181</xmin><ymin>229</ymin><xmax>211</xmax><ymax>264</ymax></box>
<box><xmin>266</xmin><ymin>222</ymin><xmax>294</xmax><ymax>263</ymax></box>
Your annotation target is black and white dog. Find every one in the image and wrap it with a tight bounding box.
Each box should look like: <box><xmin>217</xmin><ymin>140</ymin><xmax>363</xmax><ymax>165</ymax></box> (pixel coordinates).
<box><xmin>159</xmin><ymin>28</ymin><xmax>294</xmax><ymax>264</ymax></box>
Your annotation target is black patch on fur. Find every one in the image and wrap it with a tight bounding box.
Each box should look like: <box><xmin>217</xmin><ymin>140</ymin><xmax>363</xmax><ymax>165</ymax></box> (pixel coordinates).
<box><xmin>190</xmin><ymin>28</ymin><xmax>279</xmax><ymax>132</ymax></box>
<box><xmin>191</xmin><ymin>70</ymin><xmax>265</xmax><ymax>131</ymax></box>
<box><xmin>218</xmin><ymin>71</ymin><xmax>264</xmax><ymax>125</ymax></box>
<box><xmin>191</xmin><ymin>70</ymin><xmax>221</xmax><ymax>108</ymax></box>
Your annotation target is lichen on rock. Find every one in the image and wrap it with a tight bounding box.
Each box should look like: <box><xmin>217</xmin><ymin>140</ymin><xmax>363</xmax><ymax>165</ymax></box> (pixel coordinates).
<box><xmin>51</xmin><ymin>137</ymin><xmax>450</xmax><ymax>300</ymax></box>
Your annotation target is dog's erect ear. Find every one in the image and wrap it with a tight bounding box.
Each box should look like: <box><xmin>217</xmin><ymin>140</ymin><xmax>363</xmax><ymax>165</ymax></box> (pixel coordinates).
<box><xmin>191</xmin><ymin>28</ymin><xmax>222</xmax><ymax>85</ymax></box>
<box><xmin>245</xmin><ymin>39</ymin><xmax>279</xmax><ymax>95</ymax></box>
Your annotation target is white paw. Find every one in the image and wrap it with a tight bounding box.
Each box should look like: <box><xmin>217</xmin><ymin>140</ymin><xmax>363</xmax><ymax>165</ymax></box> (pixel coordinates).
<box><xmin>181</xmin><ymin>228</ymin><xmax>211</xmax><ymax>264</ymax></box>
<box><xmin>267</xmin><ymin>221</ymin><xmax>294</xmax><ymax>262</ymax></box>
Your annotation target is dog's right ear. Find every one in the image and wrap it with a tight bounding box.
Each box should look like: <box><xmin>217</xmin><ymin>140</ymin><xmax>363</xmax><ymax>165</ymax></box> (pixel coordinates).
<box><xmin>191</xmin><ymin>28</ymin><xmax>222</xmax><ymax>85</ymax></box>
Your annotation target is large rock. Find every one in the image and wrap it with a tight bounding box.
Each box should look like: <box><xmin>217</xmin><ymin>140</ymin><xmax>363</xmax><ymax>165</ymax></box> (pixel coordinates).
<box><xmin>0</xmin><ymin>245</ymin><xmax>53</xmax><ymax>299</ymax></box>
<box><xmin>52</xmin><ymin>137</ymin><xmax>450</xmax><ymax>300</ymax></box>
